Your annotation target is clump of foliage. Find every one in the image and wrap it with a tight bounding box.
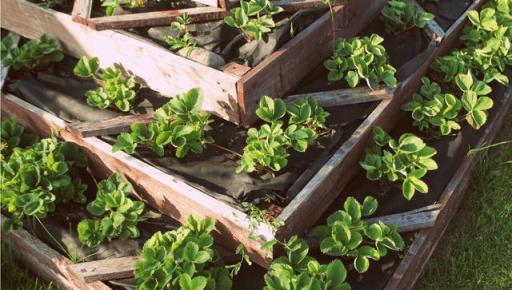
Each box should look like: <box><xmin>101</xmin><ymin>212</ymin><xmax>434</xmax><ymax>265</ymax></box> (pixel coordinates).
<box><xmin>224</xmin><ymin>0</ymin><xmax>284</xmax><ymax>41</ymax></box>
<box><xmin>433</xmin><ymin>4</ymin><xmax>511</xmax><ymax>86</ymax></box>
<box><xmin>73</xmin><ymin>56</ymin><xmax>137</xmax><ymax>112</ymax></box>
<box><xmin>101</xmin><ymin>0</ymin><xmax>148</xmax><ymax>16</ymax></box>
<box><xmin>381</xmin><ymin>0</ymin><xmax>435</xmax><ymax>33</ymax></box>
<box><xmin>237</xmin><ymin>96</ymin><xmax>329</xmax><ymax>173</ymax></box>
<box><xmin>135</xmin><ymin>215</ymin><xmax>244</xmax><ymax>290</ymax></box>
<box><xmin>312</xmin><ymin>196</ymin><xmax>404</xmax><ymax>273</ymax></box>
<box><xmin>113</xmin><ymin>88</ymin><xmax>214</xmax><ymax>158</ymax></box>
<box><xmin>324</xmin><ymin>34</ymin><xmax>397</xmax><ymax>89</ymax></box>
<box><xmin>241</xmin><ymin>201</ymin><xmax>284</xmax><ymax>232</ymax></box>
<box><xmin>165</xmin><ymin>12</ymin><xmax>196</xmax><ymax>54</ymax></box>
<box><xmin>360</xmin><ymin>127</ymin><xmax>438</xmax><ymax>200</ymax></box>
<box><xmin>77</xmin><ymin>173</ymin><xmax>144</xmax><ymax>247</ymax></box>
<box><xmin>456</xmin><ymin>71</ymin><xmax>494</xmax><ymax>129</ymax></box>
<box><xmin>263</xmin><ymin>236</ymin><xmax>351</xmax><ymax>290</ymax></box>
<box><xmin>0</xmin><ymin>117</ymin><xmax>39</xmax><ymax>159</ymax></box>
<box><xmin>1</xmin><ymin>137</ymin><xmax>88</xmax><ymax>231</ymax></box>
<box><xmin>1</xmin><ymin>34</ymin><xmax>63</xmax><ymax>71</ymax></box>
<box><xmin>403</xmin><ymin>77</ymin><xmax>463</xmax><ymax>136</ymax></box>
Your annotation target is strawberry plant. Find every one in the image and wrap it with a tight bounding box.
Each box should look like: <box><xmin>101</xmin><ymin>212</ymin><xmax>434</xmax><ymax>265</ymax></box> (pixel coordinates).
<box><xmin>263</xmin><ymin>236</ymin><xmax>351</xmax><ymax>290</ymax></box>
<box><xmin>224</xmin><ymin>0</ymin><xmax>284</xmax><ymax>41</ymax></box>
<box><xmin>456</xmin><ymin>71</ymin><xmax>494</xmax><ymax>130</ymax></box>
<box><xmin>77</xmin><ymin>173</ymin><xmax>144</xmax><ymax>247</ymax></box>
<box><xmin>100</xmin><ymin>0</ymin><xmax>148</xmax><ymax>16</ymax></box>
<box><xmin>360</xmin><ymin>127</ymin><xmax>438</xmax><ymax>200</ymax></box>
<box><xmin>135</xmin><ymin>215</ymin><xmax>241</xmax><ymax>290</ymax></box>
<box><xmin>74</xmin><ymin>56</ymin><xmax>137</xmax><ymax>112</ymax></box>
<box><xmin>1</xmin><ymin>137</ymin><xmax>88</xmax><ymax>231</ymax></box>
<box><xmin>403</xmin><ymin>77</ymin><xmax>462</xmax><ymax>136</ymax></box>
<box><xmin>1</xmin><ymin>34</ymin><xmax>63</xmax><ymax>71</ymax></box>
<box><xmin>0</xmin><ymin>117</ymin><xmax>39</xmax><ymax>159</ymax></box>
<box><xmin>324</xmin><ymin>34</ymin><xmax>397</xmax><ymax>89</ymax></box>
<box><xmin>165</xmin><ymin>12</ymin><xmax>196</xmax><ymax>54</ymax></box>
<box><xmin>311</xmin><ymin>196</ymin><xmax>404</xmax><ymax>273</ymax></box>
<box><xmin>381</xmin><ymin>0</ymin><xmax>435</xmax><ymax>34</ymax></box>
<box><xmin>237</xmin><ymin>96</ymin><xmax>329</xmax><ymax>173</ymax></box>
<box><xmin>113</xmin><ymin>88</ymin><xmax>214</xmax><ymax>158</ymax></box>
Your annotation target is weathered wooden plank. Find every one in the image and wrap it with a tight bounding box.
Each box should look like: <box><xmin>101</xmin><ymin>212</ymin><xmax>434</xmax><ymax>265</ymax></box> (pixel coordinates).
<box><xmin>1</xmin><ymin>0</ymin><xmax>241</xmax><ymax>124</ymax></box>
<box><xmin>0</xmin><ymin>92</ymin><xmax>275</xmax><ymax>268</ymax></box>
<box><xmin>1</xmin><ymin>215</ymin><xmax>112</xmax><ymax>290</ymax></box>
<box><xmin>412</xmin><ymin>0</ymin><xmax>446</xmax><ymax>43</ymax></box>
<box><xmin>285</xmin><ymin>87</ymin><xmax>394</xmax><ymax>107</ymax></box>
<box><xmin>68</xmin><ymin>256</ymin><xmax>138</xmax><ymax>283</ymax></box>
<box><xmin>237</xmin><ymin>0</ymin><xmax>386</xmax><ymax>126</ymax></box>
<box><xmin>0</xmin><ymin>32</ymin><xmax>20</xmax><ymax>89</ymax></box>
<box><xmin>277</xmin><ymin>98</ymin><xmax>391</xmax><ymax>239</ymax></box>
<box><xmin>88</xmin><ymin>7</ymin><xmax>229</xmax><ymax>30</ymax></box>
<box><xmin>192</xmin><ymin>0</ymin><xmax>220</xmax><ymax>8</ymax></box>
<box><xmin>71</xmin><ymin>0</ymin><xmax>92</xmax><ymax>24</ymax></box>
<box><xmin>305</xmin><ymin>209</ymin><xmax>440</xmax><ymax>249</ymax></box>
<box><xmin>273</xmin><ymin>0</ymin><xmax>327</xmax><ymax>11</ymax></box>
<box><xmin>68</xmin><ymin>113</ymin><xmax>154</xmax><ymax>137</ymax></box>
<box><xmin>222</xmin><ymin>62</ymin><xmax>252</xmax><ymax>77</ymax></box>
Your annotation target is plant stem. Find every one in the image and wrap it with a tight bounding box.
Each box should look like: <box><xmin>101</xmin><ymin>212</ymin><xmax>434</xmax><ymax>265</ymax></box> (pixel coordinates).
<box><xmin>209</xmin><ymin>143</ymin><xmax>243</xmax><ymax>157</ymax></box>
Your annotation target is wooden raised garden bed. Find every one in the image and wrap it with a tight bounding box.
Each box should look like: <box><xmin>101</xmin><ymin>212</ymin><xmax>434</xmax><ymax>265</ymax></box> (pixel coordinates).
<box><xmin>1</xmin><ymin>0</ymin><xmax>388</xmax><ymax>126</ymax></box>
<box><xmin>1</xmin><ymin>0</ymin><xmax>481</xmax><ymax>269</ymax></box>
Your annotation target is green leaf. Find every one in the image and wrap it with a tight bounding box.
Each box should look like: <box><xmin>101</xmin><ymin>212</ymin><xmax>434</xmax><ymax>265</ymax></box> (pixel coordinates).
<box><xmin>455</xmin><ymin>72</ymin><xmax>473</xmax><ymax>91</ymax></box>
<box><xmin>74</xmin><ymin>56</ymin><xmax>100</xmax><ymax>77</ymax></box>
<box><xmin>354</xmin><ymin>256</ymin><xmax>370</xmax><ymax>273</ymax></box>
<box><xmin>361</xmin><ymin>196</ymin><xmax>378</xmax><ymax>217</ymax></box>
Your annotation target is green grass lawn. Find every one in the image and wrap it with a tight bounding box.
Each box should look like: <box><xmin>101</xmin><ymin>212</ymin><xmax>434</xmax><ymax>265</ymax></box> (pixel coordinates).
<box><xmin>2</xmin><ymin>117</ymin><xmax>511</xmax><ymax>290</ymax></box>
<box><xmin>415</xmin><ymin>113</ymin><xmax>512</xmax><ymax>290</ymax></box>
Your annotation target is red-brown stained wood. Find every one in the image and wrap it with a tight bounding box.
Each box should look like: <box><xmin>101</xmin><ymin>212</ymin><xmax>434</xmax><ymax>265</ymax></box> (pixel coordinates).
<box><xmin>71</xmin><ymin>0</ymin><xmax>92</xmax><ymax>25</ymax></box>
<box><xmin>88</xmin><ymin>7</ymin><xmax>229</xmax><ymax>30</ymax></box>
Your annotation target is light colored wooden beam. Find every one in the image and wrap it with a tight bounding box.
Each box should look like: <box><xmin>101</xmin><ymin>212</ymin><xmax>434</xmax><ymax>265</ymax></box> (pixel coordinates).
<box><xmin>412</xmin><ymin>0</ymin><xmax>446</xmax><ymax>43</ymax></box>
<box><xmin>285</xmin><ymin>87</ymin><xmax>394</xmax><ymax>107</ymax></box>
<box><xmin>67</xmin><ymin>256</ymin><xmax>138</xmax><ymax>283</ymax></box>
<box><xmin>68</xmin><ymin>113</ymin><xmax>154</xmax><ymax>137</ymax></box>
<box><xmin>71</xmin><ymin>0</ymin><xmax>92</xmax><ymax>25</ymax></box>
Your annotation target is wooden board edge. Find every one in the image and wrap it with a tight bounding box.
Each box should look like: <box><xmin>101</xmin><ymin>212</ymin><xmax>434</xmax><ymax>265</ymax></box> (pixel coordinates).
<box><xmin>71</xmin><ymin>0</ymin><xmax>92</xmax><ymax>21</ymax></box>
<box><xmin>0</xmin><ymin>93</ymin><xmax>275</xmax><ymax>267</ymax></box>
<box><xmin>383</xmin><ymin>80</ymin><xmax>512</xmax><ymax>290</ymax></box>
<box><xmin>1</xmin><ymin>215</ymin><xmax>112</xmax><ymax>290</ymax></box>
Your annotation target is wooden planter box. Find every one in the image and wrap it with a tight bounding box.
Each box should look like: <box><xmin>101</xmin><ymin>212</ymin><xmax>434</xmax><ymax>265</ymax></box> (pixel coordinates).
<box><xmin>70</xmin><ymin>0</ymin><xmax>328</xmax><ymax>30</ymax></box>
<box><xmin>1</xmin><ymin>0</ymin><xmax>481</xmax><ymax>268</ymax></box>
<box><xmin>1</xmin><ymin>0</ymin><xmax>388</xmax><ymax>126</ymax></box>
<box><xmin>2</xmin><ymin>66</ymin><xmax>509</xmax><ymax>290</ymax></box>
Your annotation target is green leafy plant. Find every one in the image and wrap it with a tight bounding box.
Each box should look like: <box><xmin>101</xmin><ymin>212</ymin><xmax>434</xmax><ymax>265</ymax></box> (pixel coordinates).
<box><xmin>242</xmin><ymin>202</ymin><xmax>284</xmax><ymax>232</ymax></box>
<box><xmin>381</xmin><ymin>0</ymin><xmax>435</xmax><ymax>33</ymax></box>
<box><xmin>311</xmin><ymin>196</ymin><xmax>404</xmax><ymax>273</ymax></box>
<box><xmin>77</xmin><ymin>173</ymin><xmax>144</xmax><ymax>247</ymax></box>
<box><xmin>403</xmin><ymin>77</ymin><xmax>462</xmax><ymax>136</ymax></box>
<box><xmin>360</xmin><ymin>127</ymin><xmax>438</xmax><ymax>200</ymax></box>
<box><xmin>455</xmin><ymin>71</ymin><xmax>494</xmax><ymax>129</ymax></box>
<box><xmin>237</xmin><ymin>96</ymin><xmax>329</xmax><ymax>173</ymax></box>
<box><xmin>224</xmin><ymin>0</ymin><xmax>284</xmax><ymax>41</ymax></box>
<box><xmin>73</xmin><ymin>56</ymin><xmax>137</xmax><ymax>112</ymax></box>
<box><xmin>113</xmin><ymin>88</ymin><xmax>214</xmax><ymax>158</ymax></box>
<box><xmin>1</xmin><ymin>34</ymin><xmax>63</xmax><ymax>71</ymax></box>
<box><xmin>0</xmin><ymin>117</ymin><xmax>39</xmax><ymax>159</ymax></box>
<box><xmin>135</xmin><ymin>215</ymin><xmax>241</xmax><ymax>290</ymax></box>
<box><xmin>165</xmin><ymin>12</ymin><xmax>196</xmax><ymax>54</ymax></box>
<box><xmin>100</xmin><ymin>0</ymin><xmax>148</xmax><ymax>16</ymax></box>
<box><xmin>459</xmin><ymin>7</ymin><xmax>511</xmax><ymax>85</ymax></box>
<box><xmin>324</xmin><ymin>34</ymin><xmax>397</xmax><ymax>89</ymax></box>
<box><xmin>263</xmin><ymin>235</ymin><xmax>351</xmax><ymax>290</ymax></box>
<box><xmin>1</xmin><ymin>137</ymin><xmax>88</xmax><ymax>231</ymax></box>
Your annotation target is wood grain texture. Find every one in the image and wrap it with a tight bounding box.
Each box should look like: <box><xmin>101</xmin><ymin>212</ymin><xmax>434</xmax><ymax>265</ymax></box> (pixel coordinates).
<box><xmin>413</xmin><ymin>0</ymin><xmax>446</xmax><ymax>43</ymax></box>
<box><xmin>1</xmin><ymin>215</ymin><xmax>112</xmax><ymax>290</ymax></box>
<box><xmin>1</xmin><ymin>93</ymin><xmax>275</xmax><ymax>268</ymax></box>
<box><xmin>88</xmin><ymin>7</ymin><xmax>228</xmax><ymax>30</ymax></box>
<box><xmin>237</xmin><ymin>0</ymin><xmax>387</xmax><ymax>126</ymax></box>
<box><xmin>71</xmin><ymin>0</ymin><xmax>92</xmax><ymax>23</ymax></box>
<box><xmin>1</xmin><ymin>0</ymin><xmax>240</xmax><ymax>123</ymax></box>
<box><xmin>68</xmin><ymin>256</ymin><xmax>139</xmax><ymax>283</ymax></box>
<box><xmin>68</xmin><ymin>113</ymin><xmax>154</xmax><ymax>137</ymax></box>
<box><xmin>192</xmin><ymin>0</ymin><xmax>220</xmax><ymax>8</ymax></box>
<box><xmin>273</xmin><ymin>0</ymin><xmax>327</xmax><ymax>11</ymax></box>
<box><xmin>0</xmin><ymin>33</ymin><xmax>20</xmax><ymax>89</ymax></box>
<box><xmin>277</xmin><ymin>98</ymin><xmax>392</xmax><ymax>239</ymax></box>
<box><xmin>285</xmin><ymin>87</ymin><xmax>394</xmax><ymax>107</ymax></box>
